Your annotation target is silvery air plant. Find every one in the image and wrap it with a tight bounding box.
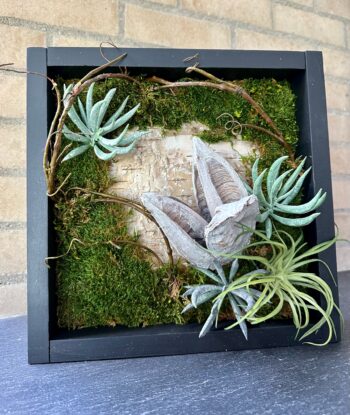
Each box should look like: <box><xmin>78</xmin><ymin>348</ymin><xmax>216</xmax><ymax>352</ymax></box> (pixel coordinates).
<box><xmin>247</xmin><ymin>156</ymin><xmax>326</xmax><ymax>238</ymax></box>
<box><xmin>62</xmin><ymin>83</ymin><xmax>147</xmax><ymax>162</ymax></box>
<box><xmin>141</xmin><ymin>137</ymin><xmax>261</xmax><ymax>338</ymax></box>
<box><xmin>182</xmin><ymin>260</ymin><xmax>261</xmax><ymax>338</ymax></box>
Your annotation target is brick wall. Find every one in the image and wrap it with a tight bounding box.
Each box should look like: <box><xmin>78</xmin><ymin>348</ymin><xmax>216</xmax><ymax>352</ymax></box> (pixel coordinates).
<box><xmin>0</xmin><ymin>0</ymin><xmax>349</xmax><ymax>316</ymax></box>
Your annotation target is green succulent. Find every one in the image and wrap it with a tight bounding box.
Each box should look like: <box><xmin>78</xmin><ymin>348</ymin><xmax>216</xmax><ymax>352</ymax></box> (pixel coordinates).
<box><xmin>246</xmin><ymin>156</ymin><xmax>326</xmax><ymax>238</ymax></box>
<box><xmin>62</xmin><ymin>83</ymin><xmax>147</xmax><ymax>162</ymax></box>
<box><xmin>220</xmin><ymin>229</ymin><xmax>342</xmax><ymax>346</ymax></box>
<box><xmin>182</xmin><ymin>260</ymin><xmax>261</xmax><ymax>339</ymax></box>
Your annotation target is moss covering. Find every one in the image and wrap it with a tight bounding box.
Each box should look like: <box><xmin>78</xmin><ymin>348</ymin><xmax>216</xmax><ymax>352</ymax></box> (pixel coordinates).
<box><xmin>55</xmin><ymin>75</ymin><xmax>299</xmax><ymax>329</ymax></box>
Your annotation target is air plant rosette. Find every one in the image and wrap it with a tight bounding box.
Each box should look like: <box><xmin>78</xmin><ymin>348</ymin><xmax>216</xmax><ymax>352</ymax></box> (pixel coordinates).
<box><xmin>62</xmin><ymin>82</ymin><xmax>147</xmax><ymax>162</ymax></box>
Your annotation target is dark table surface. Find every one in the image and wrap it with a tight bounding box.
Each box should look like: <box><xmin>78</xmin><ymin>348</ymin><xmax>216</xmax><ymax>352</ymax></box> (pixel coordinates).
<box><xmin>1</xmin><ymin>272</ymin><xmax>349</xmax><ymax>415</ymax></box>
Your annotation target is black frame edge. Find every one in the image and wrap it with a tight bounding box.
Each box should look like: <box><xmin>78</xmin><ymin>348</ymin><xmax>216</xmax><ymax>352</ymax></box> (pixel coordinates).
<box><xmin>304</xmin><ymin>51</ymin><xmax>341</xmax><ymax>340</ymax></box>
<box><xmin>26</xmin><ymin>47</ymin><xmax>340</xmax><ymax>363</ymax></box>
<box><xmin>27</xmin><ymin>47</ymin><xmax>50</xmax><ymax>364</ymax></box>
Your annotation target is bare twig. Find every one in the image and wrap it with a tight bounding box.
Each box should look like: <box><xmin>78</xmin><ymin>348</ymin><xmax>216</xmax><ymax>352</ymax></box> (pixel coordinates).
<box><xmin>99</xmin><ymin>41</ymin><xmax>120</xmax><ymax>63</ymax></box>
<box><xmin>108</xmin><ymin>240</ymin><xmax>164</xmax><ymax>267</ymax></box>
<box><xmin>46</xmin><ymin>53</ymin><xmax>129</xmax><ymax>194</ymax></box>
<box><xmin>150</xmin><ymin>75</ymin><xmax>296</xmax><ymax>165</ymax></box>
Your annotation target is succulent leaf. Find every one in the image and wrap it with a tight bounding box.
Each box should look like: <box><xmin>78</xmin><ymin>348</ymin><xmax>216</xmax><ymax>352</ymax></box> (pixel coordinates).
<box><xmin>266</xmin><ymin>156</ymin><xmax>288</xmax><ymax>198</ymax></box>
<box><xmin>228</xmin><ymin>294</ymin><xmax>248</xmax><ymax>340</ymax></box>
<box><xmin>249</xmin><ymin>156</ymin><xmax>326</xmax><ymax>232</ymax></box>
<box><xmin>112</xmin><ymin>103</ymin><xmax>141</xmax><ymax>130</ymax></box>
<box><xmin>253</xmin><ymin>168</ymin><xmax>268</xmax><ymax>207</ymax></box>
<box><xmin>77</xmin><ymin>98</ymin><xmax>88</xmax><ymax>125</ymax></box>
<box><xmin>199</xmin><ymin>301</ymin><xmax>220</xmax><ymax>338</ymax></box>
<box><xmin>101</xmin><ymin>97</ymin><xmax>129</xmax><ymax>133</ymax></box>
<box><xmin>279</xmin><ymin>157</ymin><xmax>306</xmax><ymax>195</ymax></box>
<box><xmin>271</xmin><ymin>212</ymin><xmax>320</xmax><ymax>227</ymax></box>
<box><xmin>269</xmin><ymin>169</ymin><xmax>292</xmax><ymax>202</ymax></box>
<box><xmin>229</xmin><ymin>259</ymin><xmax>239</xmax><ymax>282</ymax></box>
<box><xmin>96</xmin><ymin>88</ymin><xmax>116</xmax><ymax>129</ymax></box>
<box><xmin>275</xmin><ymin>190</ymin><xmax>326</xmax><ymax>215</ymax></box>
<box><xmin>86</xmin><ymin>82</ymin><xmax>94</xmax><ymax>117</ymax></box>
<box><xmin>62</xmin><ymin>144</ymin><xmax>90</xmax><ymax>162</ymax></box>
<box><xmin>62</xmin><ymin>126</ymin><xmax>89</xmax><ymax>143</ymax></box>
<box><xmin>280</xmin><ymin>167</ymin><xmax>312</xmax><ymax>205</ymax></box>
<box><xmin>196</xmin><ymin>267</ymin><xmax>223</xmax><ymax>284</ymax></box>
<box><xmin>62</xmin><ymin>83</ymin><xmax>145</xmax><ymax>162</ymax></box>
<box><xmin>191</xmin><ymin>285</ymin><xmax>221</xmax><ymax>308</ymax></box>
<box><xmin>68</xmin><ymin>105</ymin><xmax>91</xmax><ymax>136</ymax></box>
<box><xmin>182</xmin><ymin>261</ymin><xmax>260</xmax><ymax>339</ymax></box>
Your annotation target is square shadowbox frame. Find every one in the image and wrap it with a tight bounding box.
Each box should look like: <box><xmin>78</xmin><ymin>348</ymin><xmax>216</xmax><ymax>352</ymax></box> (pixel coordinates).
<box><xmin>27</xmin><ymin>47</ymin><xmax>341</xmax><ymax>364</ymax></box>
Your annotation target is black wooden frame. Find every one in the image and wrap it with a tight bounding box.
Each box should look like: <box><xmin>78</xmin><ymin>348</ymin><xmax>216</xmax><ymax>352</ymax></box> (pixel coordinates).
<box><xmin>27</xmin><ymin>47</ymin><xmax>340</xmax><ymax>364</ymax></box>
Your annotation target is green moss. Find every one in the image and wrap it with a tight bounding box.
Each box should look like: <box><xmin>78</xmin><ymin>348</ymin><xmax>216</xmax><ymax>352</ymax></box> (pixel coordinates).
<box><xmin>55</xmin><ymin>74</ymin><xmax>299</xmax><ymax>329</ymax></box>
<box><xmin>59</xmin><ymin>76</ymin><xmax>299</xmax><ymax>168</ymax></box>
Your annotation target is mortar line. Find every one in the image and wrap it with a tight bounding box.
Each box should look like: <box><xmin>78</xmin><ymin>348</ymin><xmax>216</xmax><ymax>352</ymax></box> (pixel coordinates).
<box><xmin>0</xmin><ymin>222</ymin><xmax>26</xmax><ymax>231</ymax></box>
<box><xmin>0</xmin><ymin>117</ymin><xmax>25</xmax><ymax>126</ymax></box>
<box><xmin>0</xmin><ymin>273</ymin><xmax>27</xmax><ymax>285</ymax></box>
<box><xmin>0</xmin><ymin>16</ymin><xmax>119</xmax><ymax>41</ymax></box>
<box><xmin>332</xmin><ymin>174</ymin><xmax>350</xmax><ymax>181</ymax></box>
<box><xmin>328</xmin><ymin>109</ymin><xmax>350</xmax><ymax>116</ymax></box>
<box><xmin>273</xmin><ymin>0</ymin><xmax>350</xmax><ymax>25</ymax></box>
<box><xmin>118</xmin><ymin>0</ymin><xmax>350</xmax><ymax>52</ymax></box>
<box><xmin>0</xmin><ymin>167</ymin><xmax>26</xmax><ymax>177</ymax></box>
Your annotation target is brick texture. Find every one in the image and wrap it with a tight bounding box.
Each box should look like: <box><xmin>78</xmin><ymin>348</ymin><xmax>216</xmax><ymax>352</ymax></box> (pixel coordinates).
<box><xmin>235</xmin><ymin>29</ymin><xmax>315</xmax><ymax>51</ymax></box>
<box><xmin>149</xmin><ymin>0</ymin><xmax>177</xmax><ymax>5</ymax></box>
<box><xmin>330</xmin><ymin>146</ymin><xmax>350</xmax><ymax>175</ymax></box>
<box><xmin>0</xmin><ymin>177</ymin><xmax>26</xmax><ymax>222</ymax></box>
<box><xmin>323</xmin><ymin>49</ymin><xmax>350</xmax><ymax>78</ymax></box>
<box><xmin>328</xmin><ymin>113</ymin><xmax>350</xmax><ymax>143</ymax></box>
<box><xmin>0</xmin><ymin>0</ymin><xmax>118</xmax><ymax>35</ymax></box>
<box><xmin>0</xmin><ymin>25</ymin><xmax>45</xmax><ymax>68</ymax></box>
<box><xmin>333</xmin><ymin>179</ymin><xmax>350</xmax><ymax>210</ymax></box>
<box><xmin>315</xmin><ymin>0</ymin><xmax>350</xmax><ymax>21</ymax></box>
<box><xmin>274</xmin><ymin>4</ymin><xmax>345</xmax><ymax>47</ymax></box>
<box><xmin>182</xmin><ymin>0</ymin><xmax>272</xmax><ymax>29</ymax></box>
<box><xmin>49</xmin><ymin>35</ymin><xmax>104</xmax><ymax>47</ymax></box>
<box><xmin>289</xmin><ymin>0</ymin><xmax>314</xmax><ymax>6</ymax></box>
<box><xmin>0</xmin><ymin>283</ymin><xmax>27</xmax><ymax>317</ymax></box>
<box><xmin>0</xmin><ymin>75</ymin><xmax>26</xmax><ymax>119</ymax></box>
<box><xmin>0</xmin><ymin>124</ymin><xmax>26</xmax><ymax>169</ymax></box>
<box><xmin>326</xmin><ymin>80</ymin><xmax>350</xmax><ymax>112</ymax></box>
<box><xmin>335</xmin><ymin>212</ymin><xmax>350</xmax><ymax>241</ymax></box>
<box><xmin>0</xmin><ymin>0</ymin><xmax>350</xmax><ymax>317</ymax></box>
<box><xmin>125</xmin><ymin>4</ymin><xmax>231</xmax><ymax>48</ymax></box>
<box><xmin>336</xmin><ymin>246</ymin><xmax>350</xmax><ymax>272</ymax></box>
<box><xmin>0</xmin><ymin>230</ymin><xmax>26</xmax><ymax>275</ymax></box>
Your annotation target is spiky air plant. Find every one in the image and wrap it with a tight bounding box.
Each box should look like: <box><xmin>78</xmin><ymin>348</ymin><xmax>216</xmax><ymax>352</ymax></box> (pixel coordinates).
<box><xmin>182</xmin><ymin>260</ymin><xmax>261</xmax><ymax>338</ymax></box>
<box><xmin>62</xmin><ymin>83</ymin><xmax>146</xmax><ymax>162</ymax></box>
<box><xmin>219</xmin><ymin>229</ymin><xmax>342</xmax><ymax>346</ymax></box>
<box><xmin>246</xmin><ymin>156</ymin><xmax>326</xmax><ymax>238</ymax></box>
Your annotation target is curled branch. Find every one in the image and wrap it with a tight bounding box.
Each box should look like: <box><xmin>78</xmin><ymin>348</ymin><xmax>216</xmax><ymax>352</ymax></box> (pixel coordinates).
<box><xmin>45</xmin><ymin>53</ymin><xmax>129</xmax><ymax>195</ymax></box>
<box><xmin>149</xmin><ymin>70</ymin><xmax>296</xmax><ymax>166</ymax></box>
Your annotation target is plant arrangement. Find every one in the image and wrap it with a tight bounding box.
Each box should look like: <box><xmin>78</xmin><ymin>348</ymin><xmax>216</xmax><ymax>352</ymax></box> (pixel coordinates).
<box><xmin>7</xmin><ymin>48</ymin><xmax>340</xmax><ymax>348</ymax></box>
<box><xmin>62</xmin><ymin>83</ymin><xmax>146</xmax><ymax>161</ymax></box>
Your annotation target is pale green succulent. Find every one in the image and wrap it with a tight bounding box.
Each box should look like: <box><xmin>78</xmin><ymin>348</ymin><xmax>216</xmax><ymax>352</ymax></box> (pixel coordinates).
<box><xmin>246</xmin><ymin>156</ymin><xmax>326</xmax><ymax>238</ymax></box>
<box><xmin>182</xmin><ymin>260</ymin><xmax>261</xmax><ymax>339</ymax></box>
<box><xmin>62</xmin><ymin>83</ymin><xmax>146</xmax><ymax>162</ymax></box>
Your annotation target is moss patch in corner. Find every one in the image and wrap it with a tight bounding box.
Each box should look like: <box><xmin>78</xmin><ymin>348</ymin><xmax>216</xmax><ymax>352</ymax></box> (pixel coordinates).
<box><xmin>55</xmin><ymin>75</ymin><xmax>299</xmax><ymax>329</ymax></box>
<box><xmin>55</xmin><ymin>149</ymin><xmax>209</xmax><ymax>329</ymax></box>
